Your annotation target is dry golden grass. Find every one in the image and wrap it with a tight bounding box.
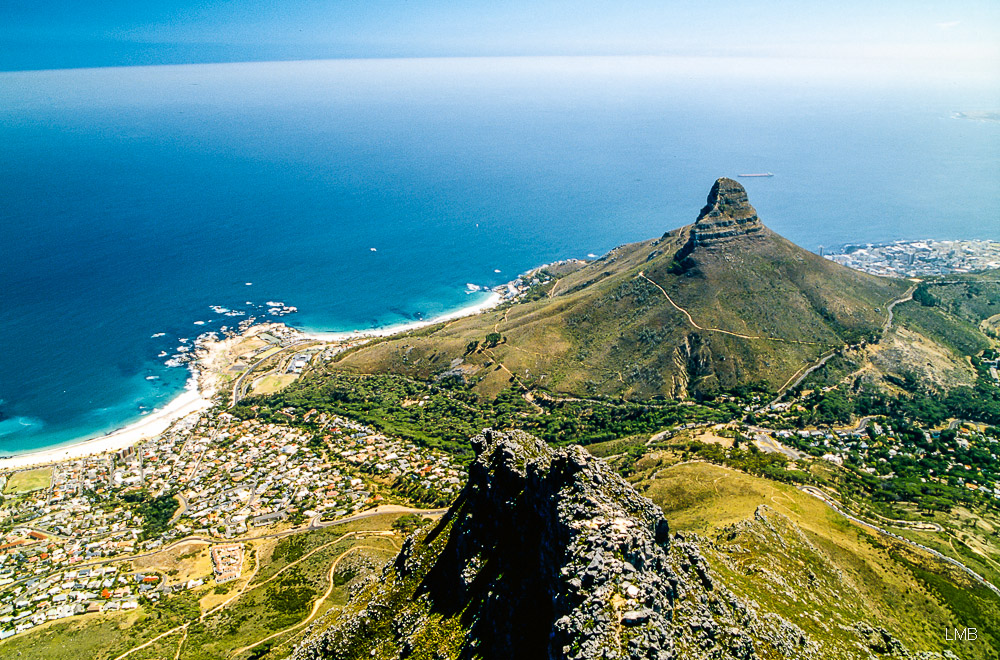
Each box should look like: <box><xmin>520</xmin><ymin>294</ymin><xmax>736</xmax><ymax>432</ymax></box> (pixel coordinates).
<box><xmin>252</xmin><ymin>373</ymin><xmax>298</xmax><ymax>395</ymax></box>
<box><xmin>639</xmin><ymin>461</ymin><xmax>1000</xmax><ymax>658</ymax></box>
<box><xmin>131</xmin><ymin>540</ymin><xmax>213</xmax><ymax>585</ymax></box>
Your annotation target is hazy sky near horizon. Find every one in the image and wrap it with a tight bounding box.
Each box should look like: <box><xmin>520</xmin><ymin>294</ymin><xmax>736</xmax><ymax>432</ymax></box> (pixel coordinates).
<box><xmin>2</xmin><ymin>0</ymin><xmax>998</xmax><ymax>74</ymax></box>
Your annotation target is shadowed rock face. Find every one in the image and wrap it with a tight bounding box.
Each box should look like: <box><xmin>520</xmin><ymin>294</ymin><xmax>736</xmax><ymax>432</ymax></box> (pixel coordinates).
<box><xmin>292</xmin><ymin>430</ymin><xmax>838</xmax><ymax>660</ymax></box>
<box><xmin>433</xmin><ymin>429</ymin><xmax>678</xmax><ymax>660</ymax></box>
<box><xmin>691</xmin><ymin>177</ymin><xmax>764</xmax><ymax>246</ymax></box>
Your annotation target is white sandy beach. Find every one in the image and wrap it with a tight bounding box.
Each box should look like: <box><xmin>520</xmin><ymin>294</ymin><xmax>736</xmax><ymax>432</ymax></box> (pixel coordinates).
<box><xmin>0</xmin><ymin>330</ymin><xmax>239</xmax><ymax>471</ymax></box>
<box><xmin>300</xmin><ymin>290</ymin><xmax>502</xmax><ymax>342</ymax></box>
<box><xmin>0</xmin><ymin>384</ymin><xmax>211</xmax><ymax>471</ymax></box>
<box><xmin>0</xmin><ymin>290</ymin><xmax>503</xmax><ymax>472</ymax></box>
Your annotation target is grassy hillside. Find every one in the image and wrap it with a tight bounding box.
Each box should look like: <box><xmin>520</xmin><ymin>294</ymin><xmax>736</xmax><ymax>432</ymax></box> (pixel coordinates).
<box><xmin>631</xmin><ymin>460</ymin><xmax>1000</xmax><ymax>659</ymax></box>
<box><xmin>326</xmin><ymin>180</ymin><xmax>908</xmax><ymax>400</ymax></box>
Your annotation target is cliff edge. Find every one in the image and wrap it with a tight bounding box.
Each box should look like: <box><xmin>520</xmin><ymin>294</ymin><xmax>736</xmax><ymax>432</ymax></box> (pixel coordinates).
<box><xmin>292</xmin><ymin>430</ymin><xmax>822</xmax><ymax>660</ymax></box>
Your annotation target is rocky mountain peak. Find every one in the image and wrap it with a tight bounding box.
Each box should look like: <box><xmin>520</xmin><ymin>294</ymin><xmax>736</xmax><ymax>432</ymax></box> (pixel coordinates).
<box><xmin>691</xmin><ymin>177</ymin><xmax>764</xmax><ymax>246</ymax></box>
<box><xmin>293</xmin><ymin>429</ymin><xmax>829</xmax><ymax>660</ymax></box>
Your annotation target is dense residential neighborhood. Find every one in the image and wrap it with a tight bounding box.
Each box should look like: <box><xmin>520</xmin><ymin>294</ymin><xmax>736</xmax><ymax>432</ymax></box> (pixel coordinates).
<box><xmin>0</xmin><ymin>407</ymin><xmax>465</xmax><ymax>640</ymax></box>
<box><xmin>826</xmin><ymin>239</ymin><xmax>1000</xmax><ymax>277</ymax></box>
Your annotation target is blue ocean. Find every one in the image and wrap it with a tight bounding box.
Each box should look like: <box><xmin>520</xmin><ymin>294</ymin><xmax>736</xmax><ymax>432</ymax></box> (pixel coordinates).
<box><xmin>1</xmin><ymin>57</ymin><xmax>998</xmax><ymax>455</ymax></box>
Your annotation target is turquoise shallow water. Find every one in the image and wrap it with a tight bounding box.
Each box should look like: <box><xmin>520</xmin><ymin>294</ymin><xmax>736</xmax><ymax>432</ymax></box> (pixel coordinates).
<box><xmin>1</xmin><ymin>57</ymin><xmax>998</xmax><ymax>455</ymax></box>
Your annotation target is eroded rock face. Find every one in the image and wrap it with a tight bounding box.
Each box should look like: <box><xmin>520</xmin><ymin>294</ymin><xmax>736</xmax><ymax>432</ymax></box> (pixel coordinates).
<box><xmin>670</xmin><ymin>178</ymin><xmax>767</xmax><ymax>270</ymax></box>
<box><xmin>692</xmin><ymin>177</ymin><xmax>764</xmax><ymax>245</ymax></box>
<box><xmin>462</xmin><ymin>430</ymin><xmax>678</xmax><ymax>660</ymax></box>
<box><xmin>292</xmin><ymin>430</ymin><xmax>830</xmax><ymax>660</ymax></box>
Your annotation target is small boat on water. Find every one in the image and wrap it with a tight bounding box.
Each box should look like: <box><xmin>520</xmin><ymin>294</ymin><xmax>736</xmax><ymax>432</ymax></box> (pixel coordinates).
<box><xmin>738</xmin><ymin>172</ymin><xmax>774</xmax><ymax>177</ymax></box>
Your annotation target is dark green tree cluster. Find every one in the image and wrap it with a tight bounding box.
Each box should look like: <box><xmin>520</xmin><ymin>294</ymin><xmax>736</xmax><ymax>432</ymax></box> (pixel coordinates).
<box><xmin>231</xmin><ymin>372</ymin><xmax>729</xmax><ymax>456</ymax></box>
<box><xmin>121</xmin><ymin>490</ymin><xmax>178</xmax><ymax>538</ymax></box>
<box><xmin>677</xmin><ymin>440</ymin><xmax>811</xmax><ymax>485</ymax></box>
<box><xmin>391</xmin><ymin>513</ymin><xmax>430</xmax><ymax>535</ymax></box>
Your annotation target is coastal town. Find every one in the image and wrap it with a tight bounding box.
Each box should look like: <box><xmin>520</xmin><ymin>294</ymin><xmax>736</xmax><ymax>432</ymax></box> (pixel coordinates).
<box><xmin>825</xmin><ymin>239</ymin><xmax>1000</xmax><ymax>278</ymax></box>
<box><xmin>0</xmin><ymin>386</ymin><xmax>465</xmax><ymax>640</ymax></box>
<box><xmin>1</xmin><ymin>241</ymin><xmax>998</xmax><ymax>645</ymax></box>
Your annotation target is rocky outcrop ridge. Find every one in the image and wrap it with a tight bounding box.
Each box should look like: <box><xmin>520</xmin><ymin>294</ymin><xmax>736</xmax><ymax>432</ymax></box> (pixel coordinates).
<box><xmin>691</xmin><ymin>177</ymin><xmax>764</xmax><ymax>246</ymax></box>
<box><xmin>670</xmin><ymin>177</ymin><xmax>767</xmax><ymax>270</ymax></box>
<box><xmin>292</xmin><ymin>430</ymin><xmax>834</xmax><ymax>660</ymax></box>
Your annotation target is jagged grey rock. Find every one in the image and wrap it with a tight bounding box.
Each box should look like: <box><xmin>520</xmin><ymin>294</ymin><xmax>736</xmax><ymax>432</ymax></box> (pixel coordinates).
<box><xmin>691</xmin><ymin>177</ymin><xmax>764</xmax><ymax>246</ymax></box>
<box><xmin>292</xmin><ymin>429</ymin><xmax>945</xmax><ymax>660</ymax></box>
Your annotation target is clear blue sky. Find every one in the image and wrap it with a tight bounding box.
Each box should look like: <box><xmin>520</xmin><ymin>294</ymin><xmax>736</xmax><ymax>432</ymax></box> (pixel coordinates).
<box><xmin>2</xmin><ymin>0</ymin><xmax>998</xmax><ymax>72</ymax></box>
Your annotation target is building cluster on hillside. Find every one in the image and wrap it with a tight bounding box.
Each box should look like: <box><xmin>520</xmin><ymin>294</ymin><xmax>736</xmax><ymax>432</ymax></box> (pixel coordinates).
<box><xmin>0</xmin><ymin>404</ymin><xmax>466</xmax><ymax>640</ymax></box>
<box><xmin>826</xmin><ymin>239</ymin><xmax>1000</xmax><ymax>277</ymax></box>
<box><xmin>0</xmin><ymin>563</ymin><xmax>152</xmax><ymax>639</ymax></box>
<box><xmin>772</xmin><ymin>421</ymin><xmax>1000</xmax><ymax>500</ymax></box>
<box><xmin>491</xmin><ymin>260</ymin><xmax>580</xmax><ymax>302</ymax></box>
<box><xmin>329</xmin><ymin>432</ymin><xmax>465</xmax><ymax>500</ymax></box>
<box><xmin>210</xmin><ymin>544</ymin><xmax>243</xmax><ymax>583</ymax></box>
<box><xmin>982</xmin><ymin>353</ymin><xmax>1000</xmax><ymax>385</ymax></box>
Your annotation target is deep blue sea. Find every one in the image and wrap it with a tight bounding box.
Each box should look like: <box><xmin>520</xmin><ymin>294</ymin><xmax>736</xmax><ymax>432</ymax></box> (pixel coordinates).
<box><xmin>1</xmin><ymin>57</ymin><xmax>998</xmax><ymax>455</ymax></box>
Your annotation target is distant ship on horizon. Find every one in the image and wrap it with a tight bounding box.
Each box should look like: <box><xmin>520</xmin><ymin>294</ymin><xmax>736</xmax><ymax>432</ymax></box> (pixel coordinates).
<box><xmin>738</xmin><ymin>172</ymin><xmax>774</xmax><ymax>177</ymax></box>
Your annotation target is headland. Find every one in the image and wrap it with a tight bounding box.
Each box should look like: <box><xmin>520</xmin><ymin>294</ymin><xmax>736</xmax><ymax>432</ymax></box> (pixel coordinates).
<box><xmin>0</xmin><ymin>286</ymin><xmax>512</xmax><ymax>470</ymax></box>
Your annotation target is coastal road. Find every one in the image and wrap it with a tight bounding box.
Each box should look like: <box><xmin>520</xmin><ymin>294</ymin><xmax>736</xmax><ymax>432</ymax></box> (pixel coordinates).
<box><xmin>840</xmin><ymin>416</ymin><xmax>877</xmax><ymax>434</ymax></box>
<box><xmin>750</xmin><ymin>431</ymin><xmax>805</xmax><ymax>460</ymax></box>
<box><xmin>168</xmin><ymin>494</ymin><xmax>189</xmax><ymax>525</ymax></box>
<box><xmin>799</xmin><ymin>486</ymin><xmax>943</xmax><ymax>532</ymax></box>
<box><xmin>229</xmin><ymin>340</ymin><xmax>314</xmax><ymax>406</ymax></box>
<box><xmin>761</xmin><ymin>346</ymin><xmax>842</xmax><ymax>411</ymax></box>
<box><xmin>882</xmin><ymin>283</ymin><xmax>918</xmax><ymax>332</ymax></box>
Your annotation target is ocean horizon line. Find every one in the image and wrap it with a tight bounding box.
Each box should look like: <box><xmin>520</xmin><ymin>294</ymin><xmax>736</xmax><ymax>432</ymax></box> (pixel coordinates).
<box><xmin>3</xmin><ymin>54</ymin><xmax>995</xmax><ymax>86</ymax></box>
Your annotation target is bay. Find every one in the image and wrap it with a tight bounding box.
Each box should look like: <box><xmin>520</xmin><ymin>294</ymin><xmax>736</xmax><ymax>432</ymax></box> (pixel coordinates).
<box><xmin>1</xmin><ymin>57</ymin><xmax>997</xmax><ymax>454</ymax></box>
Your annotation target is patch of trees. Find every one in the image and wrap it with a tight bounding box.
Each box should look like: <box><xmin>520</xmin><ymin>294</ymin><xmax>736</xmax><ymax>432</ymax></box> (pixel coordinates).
<box><xmin>265</xmin><ymin>567</ymin><xmax>316</xmax><ymax>628</ymax></box>
<box><xmin>392</xmin><ymin>513</ymin><xmax>431</xmax><ymax>535</ymax></box>
<box><xmin>123</xmin><ymin>490</ymin><xmax>178</xmax><ymax>539</ymax></box>
<box><xmin>913</xmin><ymin>284</ymin><xmax>938</xmax><ymax>307</ymax></box>
<box><xmin>231</xmin><ymin>372</ymin><xmax>728</xmax><ymax>455</ymax></box>
<box><xmin>272</xmin><ymin>535</ymin><xmax>307</xmax><ymax>563</ymax></box>
<box><xmin>677</xmin><ymin>440</ymin><xmax>811</xmax><ymax>485</ymax></box>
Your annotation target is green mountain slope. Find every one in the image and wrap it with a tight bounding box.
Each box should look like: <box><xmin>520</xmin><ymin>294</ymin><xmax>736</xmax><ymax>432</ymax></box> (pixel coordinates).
<box><xmin>291</xmin><ymin>430</ymin><xmax>995</xmax><ymax>660</ymax></box>
<box><xmin>330</xmin><ymin>178</ymin><xmax>908</xmax><ymax>399</ymax></box>
<box><xmin>633</xmin><ymin>460</ymin><xmax>1000</xmax><ymax>658</ymax></box>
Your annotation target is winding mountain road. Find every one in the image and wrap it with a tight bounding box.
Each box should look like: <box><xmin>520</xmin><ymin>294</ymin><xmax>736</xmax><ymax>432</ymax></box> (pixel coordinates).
<box><xmin>756</xmin><ymin>283</ymin><xmax>921</xmax><ymax>412</ymax></box>
<box><xmin>883</xmin><ymin>284</ymin><xmax>918</xmax><ymax>332</ymax></box>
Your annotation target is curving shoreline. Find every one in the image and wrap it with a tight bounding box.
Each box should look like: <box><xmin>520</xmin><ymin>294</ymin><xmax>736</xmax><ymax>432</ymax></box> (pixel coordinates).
<box><xmin>299</xmin><ymin>290</ymin><xmax>501</xmax><ymax>341</ymax></box>
<box><xmin>0</xmin><ymin>377</ymin><xmax>213</xmax><ymax>472</ymax></box>
<box><xmin>0</xmin><ymin>290</ymin><xmax>503</xmax><ymax>471</ymax></box>
<box><xmin>0</xmin><ymin>387</ymin><xmax>212</xmax><ymax>472</ymax></box>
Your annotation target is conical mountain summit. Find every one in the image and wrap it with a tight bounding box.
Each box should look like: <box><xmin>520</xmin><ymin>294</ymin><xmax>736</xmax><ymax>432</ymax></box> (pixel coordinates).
<box><xmin>690</xmin><ymin>177</ymin><xmax>765</xmax><ymax>246</ymax></box>
<box><xmin>326</xmin><ymin>177</ymin><xmax>909</xmax><ymax>398</ymax></box>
